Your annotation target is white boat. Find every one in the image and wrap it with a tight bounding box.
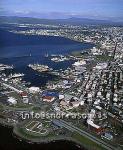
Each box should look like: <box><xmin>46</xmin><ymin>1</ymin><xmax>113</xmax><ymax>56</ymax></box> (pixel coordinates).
<box><xmin>9</xmin><ymin>73</ymin><xmax>25</xmax><ymax>78</ymax></box>
<box><xmin>51</xmin><ymin>56</ymin><xmax>69</xmax><ymax>62</ymax></box>
<box><xmin>0</xmin><ymin>64</ymin><xmax>14</xmax><ymax>70</ymax></box>
<box><xmin>44</xmin><ymin>53</ymin><xmax>49</xmax><ymax>57</ymax></box>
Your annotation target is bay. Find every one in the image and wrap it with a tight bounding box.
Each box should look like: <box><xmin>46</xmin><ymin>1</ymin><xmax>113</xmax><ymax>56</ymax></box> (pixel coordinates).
<box><xmin>0</xmin><ymin>31</ymin><xmax>94</xmax><ymax>86</ymax></box>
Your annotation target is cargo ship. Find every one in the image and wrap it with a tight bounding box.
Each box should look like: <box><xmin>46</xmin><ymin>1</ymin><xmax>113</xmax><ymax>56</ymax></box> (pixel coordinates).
<box><xmin>28</xmin><ymin>64</ymin><xmax>53</xmax><ymax>72</ymax></box>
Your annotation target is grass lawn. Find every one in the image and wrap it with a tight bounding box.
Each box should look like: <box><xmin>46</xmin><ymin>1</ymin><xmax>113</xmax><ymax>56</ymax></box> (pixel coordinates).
<box><xmin>14</xmin><ymin>103</ymin><xmax>33</xmax><ymax>108</ymax></box>
<box><xmin>72</xmin><ymin>132</ymin><xmax>106</xmax><ymax>150</ymax></box>
<box><xmin>17</xmin><ymin>127</ymin><xmax>44</xmax><ymax>139</ymax></box>
<box><xmin>95</xmin><ymin>55</ymin><xmax>113</xmax><ymax>62</ymax></box>
<box><xmin>0</xmin><ymin>104</ymin><xmax>3</xmax><ymax>110</ymax></box>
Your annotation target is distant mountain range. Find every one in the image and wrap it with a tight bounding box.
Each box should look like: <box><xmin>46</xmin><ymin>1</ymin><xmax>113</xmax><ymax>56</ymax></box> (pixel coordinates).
<box><xmin>0</xmin><ymin>16</ymin><xmax>123</xmax><ymax>26</ymax></box>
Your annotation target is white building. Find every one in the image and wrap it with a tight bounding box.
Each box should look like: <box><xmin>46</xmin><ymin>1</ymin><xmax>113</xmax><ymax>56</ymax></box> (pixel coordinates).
<box><xmin>95</xmin><ymin>63</ymin><xmax>108</xmax><ymax>70</ymax></box>
<box><xmin>29</xmin><ymin>87</ymin><xmax>40</xmax><ymax>93</ymax></box>
<box><xmin>73</xmin><ymin>60</ymin><xmax>86</xmax><ymax>67</ymax></box>
<box><xmin>7</xmin><ymin>97</ymin><xmax>17</xmax><ymax>105</ymax></box>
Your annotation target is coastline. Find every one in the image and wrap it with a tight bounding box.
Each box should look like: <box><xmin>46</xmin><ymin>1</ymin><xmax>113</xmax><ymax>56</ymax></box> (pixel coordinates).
<box><xmin>0</xmin><ymin>120</ymin><xmax>85</xmax><ymax>150</ymax></box>
<box><xmin>13</xmin><ymin>125</ymin><xmax>87</xmax><ymax>150</ymax></box>
<box><xmin>0</xmin><ymin>32</ymin><xmax>96</xmax><ymax>150</ymax></box>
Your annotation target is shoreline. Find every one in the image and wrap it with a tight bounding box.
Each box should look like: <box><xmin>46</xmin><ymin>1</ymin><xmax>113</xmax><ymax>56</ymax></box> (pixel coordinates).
<box><xmin>0</xmin><ymin>121</ymin><xmax>86</xmax><ymax>150</ymax></box>
<box><xmin>13</xmin><ymin>128</ymin><xmax>87</xmax><ymax>150</ymax></box>
<box><xmin>0</xmin><ymin>33</ymin><xmax>95</xmax><ymax>150</ymax></box>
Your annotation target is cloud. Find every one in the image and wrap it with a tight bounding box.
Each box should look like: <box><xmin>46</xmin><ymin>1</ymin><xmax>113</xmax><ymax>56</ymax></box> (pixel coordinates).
<box><xmin>0</xmin><ymin>0</ymin><xmax>123</xmax><ymax>21</ymax></box>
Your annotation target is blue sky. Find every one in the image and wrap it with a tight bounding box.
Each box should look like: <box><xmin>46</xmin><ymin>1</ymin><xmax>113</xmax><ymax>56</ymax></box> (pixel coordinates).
<box><xmin>0</xmin><ymin>0</ymin><xmax>123</xmax><ymax>21</ymax></box>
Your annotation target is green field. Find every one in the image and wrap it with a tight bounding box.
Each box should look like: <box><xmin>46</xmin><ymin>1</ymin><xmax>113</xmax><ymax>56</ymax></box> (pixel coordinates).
<box><xmin>72</xmin><ymin>133</ymin><xmax>106</xmax><ymax>150</ymax></box>
<box><xmin>95</xmin><ymin>55</ymin><xmax>113</xmax><ymax>62</ymax></box>
<box><xmin>17</xmin><ymin>127</ymin><xmax>44</xmax><ymax>139</ymax></box>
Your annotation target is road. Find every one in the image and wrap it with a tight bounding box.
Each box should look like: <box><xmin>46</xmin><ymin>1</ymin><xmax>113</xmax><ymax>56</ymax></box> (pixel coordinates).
<box><xmin>2</xmin><ymin>83</ymin><xmax>22</xmax><ymax>93</ymax></box>
<box><xmin>54</xmin><ymin>119</ymin><xmax>116</xmax><ymax>150</ymax></box>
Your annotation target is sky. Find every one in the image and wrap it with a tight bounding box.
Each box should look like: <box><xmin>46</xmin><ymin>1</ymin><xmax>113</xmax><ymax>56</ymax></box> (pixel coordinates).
<box><xmin>0</xmin><ymin>0</ymin><xmax>123</xmax><ymax>21</ymax></box>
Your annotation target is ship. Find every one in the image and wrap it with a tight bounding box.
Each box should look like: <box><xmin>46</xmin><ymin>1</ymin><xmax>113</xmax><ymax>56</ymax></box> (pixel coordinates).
<box><xmin>9</xmin><ymin>73</ymin><xmax>25</xmax><ymax>78</ymax></box>
<box><xmin>51</xmin><ymin>57</ymin><xmax>62</xmax><ymax>62</ymax></box>
<box><xmin>28</xmin><ymin>64</ymin><xmax>52</xmax><ymax>72</ymax></box>
<box><xmin>0</xmin><ymin>64</ymin><xmax>14</xmax><ymax>71</ymax></box>
<box><xmin>51</xmin><ymin>55</ymin><xmax>69</xmax><ymax>62</ymax></box>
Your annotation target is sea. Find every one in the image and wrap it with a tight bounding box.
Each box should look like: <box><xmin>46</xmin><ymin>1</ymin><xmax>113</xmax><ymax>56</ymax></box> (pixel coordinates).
<box><xmin>0</xmin><ymin>125</ymin><xmax>86</xmax><ymax>150</ymax></box>
<box><xmin>0</xmin><ymin>29</ymin><xmax>94</xmax><ymax>150</ymax></box>
<box><xmin>0</xmin><ymin>29</ymin><xmax>94</xmax><ymax>86</ymax></box>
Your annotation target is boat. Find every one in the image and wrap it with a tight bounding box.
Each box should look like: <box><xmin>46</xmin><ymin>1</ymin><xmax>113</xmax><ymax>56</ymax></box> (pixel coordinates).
<box><xmin>28</xmin><ymin>64</ymin><xmax>52</xmax><ymax>72</ymax></box>
<box><xmin>29</xmin><ymin>53</ymin><xmax>32</xmax><ymax>57</ymax></box>
<box><xmin>51</xmin><ymin>57</ymin><xmax>61</xmax><ymax>62</ymax></box>
<box><xmin>9</xmin><ymin>73</ymin><xmax>25</xmax><ymax>78</ymax></box>
<box><xmin>44</xmin><ymin>53</ymin><xmax>49</xmax><ymax>58</ymax></box>
<box><xmin>51</xmin><ymin>55</ymin><xmax>69</xmax><ymax>62</ymax></box>
<box><xmin>0</xmin><ymin>64</ymin><xmax>14</xmax><ymax>71</ymax></box>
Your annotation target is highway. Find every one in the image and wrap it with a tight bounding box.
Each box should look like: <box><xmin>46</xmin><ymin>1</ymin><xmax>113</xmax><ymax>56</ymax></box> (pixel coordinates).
<box><xmin>54</xmin><ymin>119</ymin><xmax>116</xmax><ymax>150</ymax></box>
